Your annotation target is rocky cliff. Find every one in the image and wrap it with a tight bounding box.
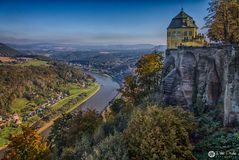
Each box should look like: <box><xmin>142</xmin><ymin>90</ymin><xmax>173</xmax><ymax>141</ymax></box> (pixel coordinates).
<box><xmin>161</xmin><ymin>45</ymin><xmax>239</xmax><ymax>126</ymax></box>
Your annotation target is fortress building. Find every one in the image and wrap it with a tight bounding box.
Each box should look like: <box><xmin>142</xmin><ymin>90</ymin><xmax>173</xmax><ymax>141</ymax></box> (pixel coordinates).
<box><xmin>167</xmin><ymin>9</ymin><xmax>207</xmax><ymax>49</ymax></box>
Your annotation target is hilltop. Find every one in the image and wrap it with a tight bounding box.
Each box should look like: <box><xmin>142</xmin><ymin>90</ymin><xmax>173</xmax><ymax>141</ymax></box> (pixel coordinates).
<box><xmin>0</xmin><ymin>43</ymin><xmax>22</xmax><ymax>57</ymax></box>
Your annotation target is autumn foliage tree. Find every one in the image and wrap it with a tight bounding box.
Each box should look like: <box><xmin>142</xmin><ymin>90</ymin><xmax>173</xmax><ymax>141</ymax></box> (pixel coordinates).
<box><xmin>121</xmin><ymin>75</ymin><xmax>141</xmax><ymax>104</ymax></box>
<box><xmin>205</xmin><ymin>0</ymin><xmax>239</xmax><ymax>44</ymax></box>
<box><xmin>124</xmin><ymin>106</ymin><xmax>195</xmax><ymax>160</ymax></box>
<box><xmin>121</xmin><ymin>53</ymin><xmax>163</xmax><ymax>104</ymax></box>
<box><xmin>3</xmin><ymin>126</ymin><xmax>51</xmax><ymax>160</ymax></box>
<box><xmin>136</xmin><ymin>53</ymin><xmax>163</xmax><ymax>92</ymax></box>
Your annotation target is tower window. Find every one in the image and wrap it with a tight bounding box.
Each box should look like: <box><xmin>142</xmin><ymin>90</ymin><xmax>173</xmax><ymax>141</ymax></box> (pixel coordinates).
<box><xmin>168</xmin><ymin>32</ymin><xmax>171</xmax><ymax>36</ymax></box>
<box><xmin>184</xmin><ymin>31</ymin><xmax>187</xmax><ymax>36</ymax></box>
<box><xmin>189</xmin><ymin>31</ymin><xmax>192</xmax><ymax>36</ymax></box>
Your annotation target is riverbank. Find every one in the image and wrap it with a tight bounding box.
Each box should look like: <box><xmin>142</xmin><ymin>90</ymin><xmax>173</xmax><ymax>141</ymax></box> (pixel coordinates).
<box><xmin>38</xmin><ymin>83</ymin><xmax>100</xmax><ymax>134</ymax></box>
<box><xmin>82</xmin><ymin>69</ymin><xmax>123</xmax><ymax>86</ymax></box>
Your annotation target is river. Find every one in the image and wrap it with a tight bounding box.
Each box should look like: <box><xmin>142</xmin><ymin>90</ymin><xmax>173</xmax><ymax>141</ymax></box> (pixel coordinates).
<box><xmin>0</xmin><ymin>72</ymin><xmax>120</xmax><ymax>158</ymax></box>
<box><xmin>40</xmin><ymin>72</ymin><xmax>120</xmax><ymax>137</ymax></box>
<box><xmin>78</xmin><ymin>72</ymin><xmax>120</xmax><ymax>112</ymax></box>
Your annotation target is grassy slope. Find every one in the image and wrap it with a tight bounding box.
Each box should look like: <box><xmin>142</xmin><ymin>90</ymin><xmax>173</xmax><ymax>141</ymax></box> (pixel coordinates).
<box><xmin>15</xmin><ymin>59</ymin><xmax>49</xmax><ymax>66</ymax></box>
<box><xmin>7</xmin><ymin>60</ymin><xmax>49</xmax><ymax>114</ymax></box>
<box><xmin>11</xmin><ymin>98</ymin><xmax>29</xmax><ymax>113</ymax></box>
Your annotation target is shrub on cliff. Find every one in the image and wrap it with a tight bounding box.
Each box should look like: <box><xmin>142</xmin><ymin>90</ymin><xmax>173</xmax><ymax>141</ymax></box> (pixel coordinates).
<box><xmin>85</xmin><ymin>133</ymin><xmax>129</xmax><ymax>160</ymax></box>
<box><xmin>194</xmin><ymin>130</ymin><xmax>239</xmax><ymax>160</ymax></box>
<box><xmin>124</xmin><ymin>106</ymin><xmax>196</xmax><ymax>160</ymax></box>
<box><xmin>49</xmin><ymin>110</ymin><xmax>102</xmax><ymax>159</ymax></box>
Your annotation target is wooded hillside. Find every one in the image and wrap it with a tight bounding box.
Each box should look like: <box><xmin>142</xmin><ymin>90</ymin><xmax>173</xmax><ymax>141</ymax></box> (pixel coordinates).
<box><xmin>0</xmin><ymin>61</ymin><xmax>93</xmax><ymax>115</ymax></box>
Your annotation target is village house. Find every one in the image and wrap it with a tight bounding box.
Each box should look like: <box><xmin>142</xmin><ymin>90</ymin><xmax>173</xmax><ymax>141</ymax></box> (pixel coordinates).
<box><xmin>12</xmin><ymin>113</ymin><xmax>21</xmax><ymax>125</ymax></box>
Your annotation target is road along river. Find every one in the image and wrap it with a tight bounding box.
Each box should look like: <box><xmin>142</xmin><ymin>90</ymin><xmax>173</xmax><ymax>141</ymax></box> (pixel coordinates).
<box><xmin>0</xmin><ymin>72</ymin><xmax>120</xmax><ymax>158</ymax></box>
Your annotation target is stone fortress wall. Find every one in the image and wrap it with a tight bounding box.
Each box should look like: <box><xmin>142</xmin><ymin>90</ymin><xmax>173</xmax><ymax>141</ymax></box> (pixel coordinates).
<box><xmin>161</xmin><ymin>45</ymin><xmax>239</xmax><ymax>126</ymax></box>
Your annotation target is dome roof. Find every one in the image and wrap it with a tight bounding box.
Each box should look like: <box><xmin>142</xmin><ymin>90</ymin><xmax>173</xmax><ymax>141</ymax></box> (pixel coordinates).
<box><xmin>168</xmin><ymin>9</ymin><xmax>198</xmax><ymax>29</ymax></box>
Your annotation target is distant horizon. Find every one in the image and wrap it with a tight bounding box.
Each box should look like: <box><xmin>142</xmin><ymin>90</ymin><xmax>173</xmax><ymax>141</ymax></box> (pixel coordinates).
<box><xmin>7</xmin><ymin>42</ymin><xmax>166</xmax><ymax>46</ymax></box>
<box><xmin>0</xmin><ymin>0</ymin><xmax>209</xmax><ymax>45</ymax></box>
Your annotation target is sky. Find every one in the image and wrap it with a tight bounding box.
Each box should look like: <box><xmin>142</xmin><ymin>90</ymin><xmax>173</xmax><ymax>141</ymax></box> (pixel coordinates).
<box><xmin>0</xmin><ymin>0</ymin><xmax>210</xmax><ymax>45</ymax></box>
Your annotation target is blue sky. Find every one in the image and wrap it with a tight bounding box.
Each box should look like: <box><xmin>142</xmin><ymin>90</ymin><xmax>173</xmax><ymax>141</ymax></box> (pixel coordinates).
<box><xmin>0</xmin><ymin>0</ymin><xmax>209</xmax><ymax>45</ymax></box>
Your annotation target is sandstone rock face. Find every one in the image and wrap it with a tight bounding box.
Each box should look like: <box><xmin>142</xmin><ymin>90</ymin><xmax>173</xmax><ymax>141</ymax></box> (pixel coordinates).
<box><xmin>224</xmin><ymin>47</ymin><xmax>239</xmax><ymax>126</ymax></box>
<box><xmin>161</xmin><ymin>46</ymin><xmax>239</xmax><ymax>125</ymax></box>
